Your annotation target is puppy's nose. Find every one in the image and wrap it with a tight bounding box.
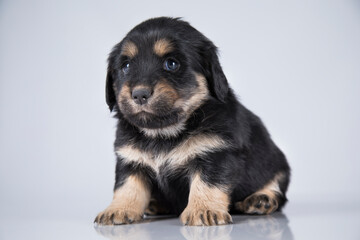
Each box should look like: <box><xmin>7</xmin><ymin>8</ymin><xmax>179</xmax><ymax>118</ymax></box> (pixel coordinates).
<box><xmin>132</xmin><ymin>88</ymin><xmax>152</xmax><ymax>105</ymax></box>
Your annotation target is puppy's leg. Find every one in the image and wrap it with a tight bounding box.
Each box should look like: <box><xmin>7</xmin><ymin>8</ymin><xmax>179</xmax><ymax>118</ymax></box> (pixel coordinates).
<box><xmin>235</xmin><ymin>173</ymin><xmax>286</xmax><ymax>215</ymax></box>
<box><xmin>180</xmin><ymin>173</ymin><xmax>232</xmax><ymax>226</ymax></box>
<box><xmin>95</xmin><ymin>174</ymin><xmax>151</xmax><ymax>225</ymax></box>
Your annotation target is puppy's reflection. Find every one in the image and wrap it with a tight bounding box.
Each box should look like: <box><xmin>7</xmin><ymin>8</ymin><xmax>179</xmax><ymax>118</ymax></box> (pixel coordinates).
<box><xmin>95</xmin><ymin>215</ymin><xmax>233</xmax><ymax>240</ymax></box>
<box><xmin>180</xmin><ymin>213</ymin><xmax>292</xmax><ymax>240</ymax></box>
<box><xmin>95</xmin><ymin>223</ymin><xmax>151</xmax><ymax>240</ymax></box>
<box><xmin>94</xmin><ymin>215</ymin><xmax>177</xmax><ymax>240</ymax></box>
<box><xmin>95</xmin><ymin>213</ymin><xmax>292</xmax><ymax>240</ymax></box>
<box><xmin>232</xmin><ymin>212</ymin><xmax>293</xmax><ymax>240</ymax></box>
<box><xmin>180</xmin><ymin>224</ymin><xmax>233</xmax><ymax>240</ymax></box>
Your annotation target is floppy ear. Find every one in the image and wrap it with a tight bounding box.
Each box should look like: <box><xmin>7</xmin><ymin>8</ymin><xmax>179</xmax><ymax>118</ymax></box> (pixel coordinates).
<box><xmin>106</xmin><ymin>41</ymin><xmax>124</xmax><ymax>111</ymax></box>
<box><xmin>105</xmin><ymin>69</ymin><xmax>116</xmax><ymax>112</ymax></box>
<box><xmin>203</xmin><ymin>44</ymin><xmax>229</xmax><ymax>102</ymax></box>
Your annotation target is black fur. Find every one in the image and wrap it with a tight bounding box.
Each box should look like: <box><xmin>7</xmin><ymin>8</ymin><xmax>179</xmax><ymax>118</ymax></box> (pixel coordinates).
<box><xmin>104</xmin><ymin>17</ymin><xmax>290</xmax><ymax>216</ymax></box>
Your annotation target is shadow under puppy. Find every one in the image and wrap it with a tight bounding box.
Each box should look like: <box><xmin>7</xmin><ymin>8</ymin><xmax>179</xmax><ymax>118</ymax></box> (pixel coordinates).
<box><xmin>95</xmin><ymin>17</ymin><xmax>290</xmax><ymax>226</ymax></box>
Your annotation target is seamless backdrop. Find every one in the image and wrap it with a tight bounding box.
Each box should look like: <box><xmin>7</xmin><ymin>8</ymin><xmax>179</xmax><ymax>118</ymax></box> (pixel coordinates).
<box><xmin>0</xmin><ymin>0</ymin><xmax>359</xmax><ymax>223</ymax></box>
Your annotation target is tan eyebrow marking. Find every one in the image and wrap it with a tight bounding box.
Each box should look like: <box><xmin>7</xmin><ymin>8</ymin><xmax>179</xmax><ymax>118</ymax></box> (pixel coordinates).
<box><xmin>121</xmin><ymin>41</ymin><xmax>138</xmax><ymax>58</ymax></box>
<box><xmin>153</xmin><ymin>39</ymin><xmax>174</xmax><ymax>57</ymax></box>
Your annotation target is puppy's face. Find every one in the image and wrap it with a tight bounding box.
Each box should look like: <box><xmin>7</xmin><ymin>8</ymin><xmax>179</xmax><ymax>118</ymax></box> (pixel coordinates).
<box><xmin>113</xmin><ymin>37</ymin><xmax>208</xmax><ymax>130</ymax></box>
<box><xmin>106</xmin><ymin>18</ymin><xmax>229</xmax><ymax>136</ymax></box>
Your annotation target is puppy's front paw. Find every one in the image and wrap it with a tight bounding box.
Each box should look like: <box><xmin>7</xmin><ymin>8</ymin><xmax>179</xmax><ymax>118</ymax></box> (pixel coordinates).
<box><xmin>94</xmin><ymin>208</ymin><xmax>143</xmax><ymax>225</ymax></box>
<box><xmin>180</xmin><ymin>207</ymin><xmax>232</xmax><ymax>226</ymax></box>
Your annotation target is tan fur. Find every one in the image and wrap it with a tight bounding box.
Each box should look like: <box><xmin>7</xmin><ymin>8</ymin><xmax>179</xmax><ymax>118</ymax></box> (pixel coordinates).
<box><xmin>116</xmin><ymin>134</ymin><xmax>229</xmax><ymax>174</ymax></box>
<box><xmin>153</xmin><ymin>39</ymin><xmax>174</xmax><ymax>56</ymax></box>
<box><xmin>121</xmin><ymin>41</ymin><xmax>138</xmax><ymax>58</ymax></box>
<box><xmin>142</xmin><ymin>73</ymin><xmax>209</xmax><ymax>138</ymax></box>
<box><xmin>165</xmin><ymin>134</ymin><xmax>228</xmax><ymax>168</ymax></box>
<box><xmin>116</xmin><ymin>145</ymin><xmax>157</xmax><ymax>170</ymax></box>
<box><xmin>119</xmin><ymin>83</ymin><xmax>131</xmax><ymax>98</ymax></box>
<box><xmin>235</xmin><ymin>172</ymin><xmax>284</xmax><ymax>214</ymax></box>
<box><xmin>257</xmin><ymin>172</ymin><xmax>284</xmax><ymax>197</ymax></box>
<box><xmin>95</xmin><ymin>175</ymin><xmax>151</xmax><ymax>225</ymax></box>
<box><xmin>180</xmin><ymin>174</ymin><xmax>232</xmax><ymax>226</ymax></box>
<box><xmin>152</xmin><ymin>81</ymin><xmax>179</xmax><ymax>103</ymax></box>
<box><xmin>174</xmin><ymin>73</ymin><xmax>209</xmax><ymax>116</ymax></box>
<box><xmin>139</xmin><ymin>122</ymin><xmax>186</xmax><ymax>138</ymax></box>
<box><xmin>132</xmin><ymin>85</ymin><xmax>151</xmax><ymax>93</ymax></box>
<box><xmin>118</xmin><ymin>83</ymin><xmax>132</xmax><ymax>107</ymax></box>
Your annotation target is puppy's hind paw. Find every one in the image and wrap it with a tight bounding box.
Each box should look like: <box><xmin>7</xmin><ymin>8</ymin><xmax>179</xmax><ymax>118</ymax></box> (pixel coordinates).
<box><xmin>235</xmin><ymin>193</ymin><xmax>279</xmax><ymax>215</ymax></box>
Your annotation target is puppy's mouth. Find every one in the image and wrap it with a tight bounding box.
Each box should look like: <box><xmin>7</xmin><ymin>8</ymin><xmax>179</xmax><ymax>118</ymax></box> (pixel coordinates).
<box><xmin>126</xmin><ymin>109</ymin><xmax>186</xmax><ymax>129</ymax></box>
<box><xmin>117</xmin><ymin>81</ymin><xmax>185</xmax><ymax>129</ymax></box>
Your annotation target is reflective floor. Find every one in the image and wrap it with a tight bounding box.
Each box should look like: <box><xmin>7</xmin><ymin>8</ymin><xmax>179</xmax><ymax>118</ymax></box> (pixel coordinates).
<box><xmin>94</xmin><ymin>213</ymin><xmax>292</xmax><ymax>240</ymax></box>
<box><xmin>1</xmin><ymin>202</ymin><xmax>359</xmax><ymax>240</ymax></box>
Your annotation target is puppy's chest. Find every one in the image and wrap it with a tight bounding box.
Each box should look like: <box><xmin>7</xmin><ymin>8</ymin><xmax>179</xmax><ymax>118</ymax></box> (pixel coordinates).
<box><xmin>114</xmin><ymin>144</ymin><xmax>194</xmax><ymax>175</ymax></box>
<box><xmin>115</xmin><ymin>133</ymin><xmax>228</xmax><ymax>175</ymax></box>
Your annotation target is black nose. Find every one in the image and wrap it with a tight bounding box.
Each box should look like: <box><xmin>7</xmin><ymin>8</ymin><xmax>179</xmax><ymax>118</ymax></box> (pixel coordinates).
<box><xmin>132</xmin><ymin>88</ymin><xmax>152</xmax><ymax>105</ymax></box>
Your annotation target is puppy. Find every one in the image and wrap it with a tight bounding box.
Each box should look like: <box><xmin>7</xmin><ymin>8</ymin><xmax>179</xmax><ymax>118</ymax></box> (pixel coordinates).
<box><xmin>95</xmin><ymin>17</ymin><xmax>290</xmax><ymax>226</ymax></box>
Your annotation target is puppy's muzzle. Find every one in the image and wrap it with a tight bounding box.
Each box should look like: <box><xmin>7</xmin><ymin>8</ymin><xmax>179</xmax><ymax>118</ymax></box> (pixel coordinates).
<box><xmin>132</xmin><ymin>88</ymin><xmax>152</xmax><ymax>105</ymax></box>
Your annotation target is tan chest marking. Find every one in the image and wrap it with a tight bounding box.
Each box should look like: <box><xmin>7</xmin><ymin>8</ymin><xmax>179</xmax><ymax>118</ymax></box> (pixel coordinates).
<box><xmin>138</xmin><ymin>122</ymin><xmax>186</xmax><ymax>139</ymax></box>
<box><xmin>115</xmin><ymin>134</ymin><xmax>228</xmax><ymax>173</ymax></box>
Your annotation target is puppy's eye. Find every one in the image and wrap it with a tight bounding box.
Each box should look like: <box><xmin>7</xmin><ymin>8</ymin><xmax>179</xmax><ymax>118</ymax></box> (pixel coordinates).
<box><xmin>121</xmin><ymin>62</ymin><xmax>130</xmax><ymax>74</ymax></box>
<box><xmin>164</xmin><ymin>58</ymin><xmax>180</xmax><ymax>72</ymax></box>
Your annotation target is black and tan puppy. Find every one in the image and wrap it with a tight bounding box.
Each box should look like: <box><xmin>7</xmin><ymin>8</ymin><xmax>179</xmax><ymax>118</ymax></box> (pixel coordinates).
<box><xmin>95</xmin><ymin>17</ymin><xmax>290</xmax><ymax>226</ymax></box>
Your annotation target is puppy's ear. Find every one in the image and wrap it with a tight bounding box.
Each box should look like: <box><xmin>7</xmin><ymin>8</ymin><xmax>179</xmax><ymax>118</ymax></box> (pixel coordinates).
<box><xmin>203</xmin><ymin>44</ymin><xmax>229</xmax><ymax>102</ymax></box>
<box><xmin>106</xmin><ymin>42</ymin><xmax>124</xmax><ymax>111</ymax></box>
<box><xmin>105</xmin><ymin>69</ymin><xmax>116</xmax><ymax>112</ymax></box>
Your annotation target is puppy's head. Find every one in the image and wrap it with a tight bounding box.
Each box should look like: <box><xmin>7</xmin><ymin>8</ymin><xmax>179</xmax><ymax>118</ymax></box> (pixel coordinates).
<box><xmin>106</xmin><ymin>17</ymin><xmax>229</xmax><ymax>136</ymax></box>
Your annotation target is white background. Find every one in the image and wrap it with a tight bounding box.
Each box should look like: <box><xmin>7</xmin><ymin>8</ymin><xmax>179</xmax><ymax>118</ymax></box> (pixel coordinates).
<box><xmin>0</xmin><ymin>0</ymin><xmax>359</xmax><ymax>224</ymax></box>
